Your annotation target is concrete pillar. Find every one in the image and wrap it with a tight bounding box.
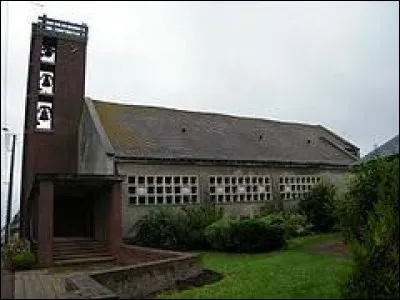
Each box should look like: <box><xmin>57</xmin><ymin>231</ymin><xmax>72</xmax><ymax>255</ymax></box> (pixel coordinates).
<box><xmin>108</xmin><ymin>182</ymin><xmax>122</xmax><ymax>256</ymax></box>
<box><xmin>37</xmin><ymin>181</ymin><xmax>53</xmax><ymax>267</ymax></box>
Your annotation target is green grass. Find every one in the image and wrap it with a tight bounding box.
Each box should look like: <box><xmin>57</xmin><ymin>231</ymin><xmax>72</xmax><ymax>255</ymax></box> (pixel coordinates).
<box><xmin>158</xmin><ymin>233</ymin><xmax>351</xmax><ymax>299</ymax></box>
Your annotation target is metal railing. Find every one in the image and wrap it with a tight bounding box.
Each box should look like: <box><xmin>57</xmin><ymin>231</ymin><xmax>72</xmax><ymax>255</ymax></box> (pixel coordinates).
<box><xmin>37</xmin><ymin>14</ymin><xmax>88</xmax><ymax>40</ymax></box>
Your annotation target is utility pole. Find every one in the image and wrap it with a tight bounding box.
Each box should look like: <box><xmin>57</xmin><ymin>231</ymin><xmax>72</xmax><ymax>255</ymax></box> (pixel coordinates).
<box><xmin>5</xmin><ymin>134</ymin><xmax>16</xmax><ymax>244</ymax></box>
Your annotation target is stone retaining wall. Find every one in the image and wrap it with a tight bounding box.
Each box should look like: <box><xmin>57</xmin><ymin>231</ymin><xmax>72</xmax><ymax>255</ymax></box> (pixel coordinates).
<box><xmin>66</xmin><ymin>244</ymin><xmax>202</xmax><ymax>299</ymax></box>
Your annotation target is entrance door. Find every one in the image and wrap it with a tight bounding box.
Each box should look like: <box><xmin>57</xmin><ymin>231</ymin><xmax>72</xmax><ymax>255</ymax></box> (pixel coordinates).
<box><xmin>53</xmin><ymin>196</ymin><xmax>93</xmax><ymax>237</ymax></box>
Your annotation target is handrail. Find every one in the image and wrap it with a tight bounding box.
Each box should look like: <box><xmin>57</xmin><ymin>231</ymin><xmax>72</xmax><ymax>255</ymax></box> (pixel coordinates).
<box><xmin>37</xmin><ymin>14</ymin><xmax>88</xmax><ymax>39</ymax></box>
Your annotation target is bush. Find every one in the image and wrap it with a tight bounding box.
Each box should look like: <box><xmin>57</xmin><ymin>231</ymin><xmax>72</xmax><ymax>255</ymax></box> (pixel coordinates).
<box><xmin>181</xmin><ymin>204</ymin><xmax>224</xmax><ymax>249</ymax></box>
<box><xmin>11</xmin><ymin>252</ymin><xmax>36</xmax><ymax>270</ymax></box>
<box><xmin>260</xmin><ymin>212</ymin><xmax>313</xmax><ymax>238</ymax></box>
<box><xmin>205</xmin><ymin>218</ymin><xmax>286</xmax><ymax>253</ymax></box>
<box><xmin>335</xmin><ymin>157</ymin><xmax>397</xmax><ymax>243</ymax></box>
<box><xmin>259</xmin><ymin>202</ymin><xmax>282</xmax><ymax>215</ymax></box>
<box><xmin>2</xmin><ymin>234</ymin><xmax>31</xmax><ymax>258</ymax></box>
<box><xmin>130</xmin><ymin>207</ymin><xmax>186</xmax><ymax>250</ymax></box>
<box><xmin>130</xmin><ymin>204</ymin><xmax>224</xmax><ymax>250</ymax></box>
<box><xmin>2</xmin><ymin>234</ymin><xmax>36</xmax><ymax>270</ymax></box>
<box><xmin>340</xmin><ymin>157</ymin><xmax>399</xmax><ymax>299</ymax></box>
<box><xmin>298</xmin><ymin>180</ymin><xmax>337</xmax><ymax>232</ymax></box>
<box><xmin>204</xmin><ymin>219</ymin><xmax>237</xmax><ymax>251</ymax></box>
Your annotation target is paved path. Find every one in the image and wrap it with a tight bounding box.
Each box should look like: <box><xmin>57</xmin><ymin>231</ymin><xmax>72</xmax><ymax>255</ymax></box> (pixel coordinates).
<box><xmin>1</xmin><ymin>259</ymin><xmax>14</xmax><ymax>299</ymax></box>
<box><xmin>14</xmin><ymin>270</ymin><xmax>67</xmax><ymax>299</ymax></box>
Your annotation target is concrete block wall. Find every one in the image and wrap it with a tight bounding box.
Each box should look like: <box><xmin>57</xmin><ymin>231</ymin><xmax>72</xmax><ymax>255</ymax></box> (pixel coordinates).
<box><xmin>116</xmin><ymin>162</ymin><xmax>351</xmax><ymax>238</ymax></box>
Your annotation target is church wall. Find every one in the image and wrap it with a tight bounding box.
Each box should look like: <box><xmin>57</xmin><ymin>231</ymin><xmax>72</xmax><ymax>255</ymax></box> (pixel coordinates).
<box><xmin>115</xmin><ymin>162</ymin><xmax>352</xmax><ymax>238</ymax></box>
<box><xmin>78</xmin><ymin>102</ymin><xmax>115</xmax><ymax>175</ymax></box>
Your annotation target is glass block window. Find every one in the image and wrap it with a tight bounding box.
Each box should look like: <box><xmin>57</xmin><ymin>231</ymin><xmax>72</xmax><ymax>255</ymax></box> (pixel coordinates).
<box><xmin>127</xmin><ymin>175</ymin><xmax>199</xmax><ymax>205</ymax></box>
<box><xmin>209</xmin><ymin>175</ymin><xmax>272</xmax><ymax>203</ymax></box>
<box><xmin>279</xmin><ymin>175</ymin><xmax>321</xmax><ymax>200</ymax></box>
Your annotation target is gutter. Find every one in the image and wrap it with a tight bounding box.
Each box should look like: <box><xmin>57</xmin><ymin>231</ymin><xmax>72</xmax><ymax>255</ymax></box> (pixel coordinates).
<box><xmin>113</xmin><ymin>155</ymin><xmax>354</xmax><ymax>170</ymax></box>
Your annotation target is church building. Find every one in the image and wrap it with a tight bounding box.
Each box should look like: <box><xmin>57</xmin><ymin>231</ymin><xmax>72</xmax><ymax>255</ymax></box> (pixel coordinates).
<box><xmin>20</xmin><ymin>15</ymin><xmax>360</xmax><ymax>267</ymax></box>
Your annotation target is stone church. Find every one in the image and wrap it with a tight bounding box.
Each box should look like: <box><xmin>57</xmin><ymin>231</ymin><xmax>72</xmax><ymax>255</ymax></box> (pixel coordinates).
<box><xmin>20</xmin><ymin>15</ymin><xmax>360</xmax><ymax>267</ymax></box>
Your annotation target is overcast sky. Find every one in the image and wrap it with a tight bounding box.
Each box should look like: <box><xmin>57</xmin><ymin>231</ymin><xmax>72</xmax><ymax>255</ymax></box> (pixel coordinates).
<box><xmin>1</xmin><ymin>1</ymin><xmax>399</xmax><ymax>226</ymax></box>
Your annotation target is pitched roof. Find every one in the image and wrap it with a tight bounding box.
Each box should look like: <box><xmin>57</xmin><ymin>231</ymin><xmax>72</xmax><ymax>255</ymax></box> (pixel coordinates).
<box><xmin>90</xmin><ymin>98</ymin><xmax>359</xmax><ymax>166</ymax></box>
<box><xmin>363</xmin><ymin>134</ymin><xmax>399</xmax><ymax>161</ymax></box>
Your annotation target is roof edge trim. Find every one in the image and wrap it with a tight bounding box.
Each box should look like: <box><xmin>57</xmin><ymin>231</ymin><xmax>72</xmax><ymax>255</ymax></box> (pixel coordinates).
<box><xmin>114</xmin><ymin>155</ymin><xmax>355</xmax><ymax>170</ymax></box>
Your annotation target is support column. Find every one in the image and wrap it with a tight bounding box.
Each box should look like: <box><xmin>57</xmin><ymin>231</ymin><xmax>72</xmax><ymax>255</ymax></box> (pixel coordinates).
<box><xmin>37</xmin><ymin>181</ymin><xmax>53</xmax><ymax>267</ymax></box>
<box><xmin>108</xmin><ymin>182</ymin><xmax>122</xmax><ymax>256</ymax></box>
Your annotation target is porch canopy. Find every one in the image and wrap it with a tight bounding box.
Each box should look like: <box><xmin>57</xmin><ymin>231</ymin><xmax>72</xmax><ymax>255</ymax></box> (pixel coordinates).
<box><xmin>30</xmin><ymin>173</ymin><xmax>125</xmax><ymax>267</ymax></box>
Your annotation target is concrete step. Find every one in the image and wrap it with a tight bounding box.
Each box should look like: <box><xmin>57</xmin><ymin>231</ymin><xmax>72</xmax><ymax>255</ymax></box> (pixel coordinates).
<box><xmin>54</xmin><ymin>252</ymin><xmax>112</xmax><ymax>260</ymax></box>
<box><xmin>54</xmin><ymin>248</ymin><xmax>109</xmax><ymax>256</ymax></box>
<box><xmin>53</xmin><ymin>256</ymin><xmax>115</xmax><ymax>266</ymax></box>
<box><xmin>53</xmin><ymin>244</ymin><xmax>109</xmax><ymax>252</ymax></box>
<box><xmin>54</xmin><ymin>240</ymin><xmax>106</xmax><ymax>246</ymax></box>
<box><xmin>52</xmin><ymin>238</ymin><xmax>114</xmax><ymax>266</ymax></box>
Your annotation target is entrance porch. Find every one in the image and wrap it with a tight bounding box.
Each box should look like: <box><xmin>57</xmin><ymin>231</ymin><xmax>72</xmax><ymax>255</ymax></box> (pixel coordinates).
<box><xmin>26</xmin><ymin>174</ymin><xmax>124</xmax><ymax>267</ymax></box>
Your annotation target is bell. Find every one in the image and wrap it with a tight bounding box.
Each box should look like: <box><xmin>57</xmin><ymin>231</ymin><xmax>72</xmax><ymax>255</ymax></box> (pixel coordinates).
<box><xmin>42</xmin><ymin>46</ymin><xmax>53</xmax><ymax>58</ymax></box>
<box><xmin>38</xmin><ymin>107</ymin><xmax>51</xmax><ymax>121</ymax></box>
<box><xmin>41</xmin><ymin>74</ymin><xmax>52</xmax><ymax>87</ymax></box>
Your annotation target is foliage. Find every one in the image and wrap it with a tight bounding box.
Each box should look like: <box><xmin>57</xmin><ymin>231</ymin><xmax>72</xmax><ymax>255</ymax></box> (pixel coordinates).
<box><xmin>131</xmin><ymin>207</ymin><xmax>187</xmax><ymax>250</ymax></box>
<box><xmin>335</xmin><ymin>157</ymin><xmax>397</xmax><ymax>243</ymax></box>
<box><xmin>259</xmin><ymin>212</ymin><xmax>313</xmax><ymax>238</ymax></box>
<box><xmin>181</xmin><ymin>204</ymin><xmax>225</xmax><ymax>249</ymax></box>
<box><xmin>298</xmin><ymin>180</ymin><xmax>337</xmax><ymax>232</ymax></box>
<box><xmin>131</xmin><ymin>204</ymin><xmax>224</xmax><ymax>250</ymax></box>
<box><xmin>259</xmin><ymin>202</ymin><xmax>282</xmax><ymax>215</ymax></box>
<box><xmin>2</xmin><ymin>233</ymin><xmax>31</xmax><ymax>258</ymax></box>
<box><xmin>11</xmin><ymin>252</ymin><xmax>36</xmax><ymax>270</ymax></box>
<box><xmin>2</xmin><ymin>233</ymin><xmax>36</xmax><ymax>270</ymax></box>
<box><xmin>340</xmin><ymin>157</ymin><xmax>399</xmax><ymax>299</ymax></box>
<box><xmin>205</xmin><ymin>218</ymin><xmax>286</xmax><ymax>253</ymax></box>
<box><xmin>284</xmin><ymin>213</ymin><xmax>313</xmax><ymax>237</ymax></box>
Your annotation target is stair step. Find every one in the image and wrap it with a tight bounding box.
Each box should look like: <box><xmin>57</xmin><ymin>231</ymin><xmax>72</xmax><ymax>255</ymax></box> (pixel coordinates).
<box><xmin>54</xmin><ymin>245</ymin><xmax>108</xmax><ymax>251</ymax></box>
<box><xmin>54</xmin><ymin>248</ymin><xmax>109</xmax><ymax>255</ymax></box>
<box><xmin>54</xmin><ymin>252</ymin><xmax>109</xmax><ymax>258</ymax></box>
<box><xmin>54</xmin><ymin>237</ymin><xmax>102</xmax><ymax>242</ymax></box>
<box><xmin>54</xmin><ymin>242</ymin><xmax>107</xmax><ymax>246</ymax></box>
<box><xmin>54</xmin><ymin>246</ymin><xmax>106</xmax><ymax>251</ymax></box>
<box><xmin>54</xmin><ymin>241</ymin><xmax>105</xmax><ymax>246</ymax></box>
<box><xmin>54</xmin><ymin>253</ymin><xmax>112</xmax><ymax>260</ymax></box>
<box><xmin>53</xmin><ymin>256</ymin><xmax>115</xmax><ymax>266</ymax></box>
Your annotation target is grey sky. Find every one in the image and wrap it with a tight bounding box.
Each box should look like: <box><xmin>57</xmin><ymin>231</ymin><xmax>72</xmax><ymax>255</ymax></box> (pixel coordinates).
<box><xmin>1</xmin><ymin>1</ymin><xmax>399</xmax><ymax>226</ymax></box>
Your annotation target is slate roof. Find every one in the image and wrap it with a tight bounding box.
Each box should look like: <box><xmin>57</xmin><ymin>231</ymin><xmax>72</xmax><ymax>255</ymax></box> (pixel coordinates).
<box><xmin>363</xmin><ymin>134</ymin><xmax>399</xmax><ymax>161</ymax></box>
<box><xmin>91</xmin><ymin>98</ymin><xmax>359</xmax><ymax>166</ymax></box>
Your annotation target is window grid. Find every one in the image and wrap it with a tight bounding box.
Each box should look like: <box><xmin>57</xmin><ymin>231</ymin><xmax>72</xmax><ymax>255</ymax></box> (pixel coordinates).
<box><xmin>209</xmin><ymin>175</ymin><xmax>272</xmax><ymax>203</ymax></box>
<box><xmin>279</xmin><ymin>175</ymin><xmax>321</xmax><ymax>200</ymax></box>
<box><xmin>127</xmin><ymin>175</ymin><xmax>199</xmax><ymax>205</ymax></box>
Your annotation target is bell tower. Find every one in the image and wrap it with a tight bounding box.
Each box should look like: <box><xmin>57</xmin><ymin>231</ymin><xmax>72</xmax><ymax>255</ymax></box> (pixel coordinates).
<box><xmin>20</xmin><ymin>15</ymin><xmax>89</xmax><ymax>237</ymax></box>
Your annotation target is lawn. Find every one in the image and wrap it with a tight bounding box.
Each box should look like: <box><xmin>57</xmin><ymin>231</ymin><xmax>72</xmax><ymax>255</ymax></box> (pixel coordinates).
<box><xmin>158</xmin><ymin>233</ymin><xmax>352</xmax><ymax>299</ymax></box>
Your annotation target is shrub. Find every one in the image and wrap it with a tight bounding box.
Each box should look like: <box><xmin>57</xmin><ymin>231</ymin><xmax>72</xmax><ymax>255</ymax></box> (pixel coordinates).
<box><xmin>259</xmin><ymin>212</ymin><xmax>286</xmax><ymax>227</ymax></box>
<box><xmin>282</xmin><ymin>213</ymin><xmax>313</xmax><ymax>237</ymax></box>
<box><xmin>205</xmin><ymin>218</ymin><xmax>286</xmax><ymax>253</ymax></box>
<box><xmin>2</xmin><ymin>234</ymin><xmax>36</xmax><ymax>270</ymax></box>
<box><xmin>130</xmin><ymin>204</ymin><xmax>224</xmax><ymax>250</ymax></box>
<box><xmin>130</xmin><ymin>207</ymin><xmax>186</xmax><ymax>250</ymax></box>
<box><xmin>259</xmin><ymin>202</ymin><xmax>282</xmax><ymax>215</ymax></box>
<box><xmin>181</xmin><ymin>204</ymin><xmax>224</xmax><ymax>249</ymax></box>
<box><xmin>260</xmin><ymin>212</ymin><xmax>313</xmax><ymax>238</ymax></box>
<box><xmin>204</xmin><ymin>219</ymin><xmax>238</xmax><ymax>251</ymax></box>
<box><xmin>340</xmin><ymin>157</ymin><xmax>399</xmax><ymax>299</ymax></box>
<box><xmin>2</xmin><ymin>233</ymin><xmax>31</xmax><ymax>258</ymax></box>
<box><xmin>11</xmin><ymin>252</ymin><xmax>36</xmax><ymax>270</ymax></box>
<box><xmin>335</xmin><ymin>157</ymin><xmax>397</xmax><ymax>243</ymax></box>
<box><xmin>298</xmin><ymin>180</ymin><xmax>337</xmax><ymax>232</ymax></box>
